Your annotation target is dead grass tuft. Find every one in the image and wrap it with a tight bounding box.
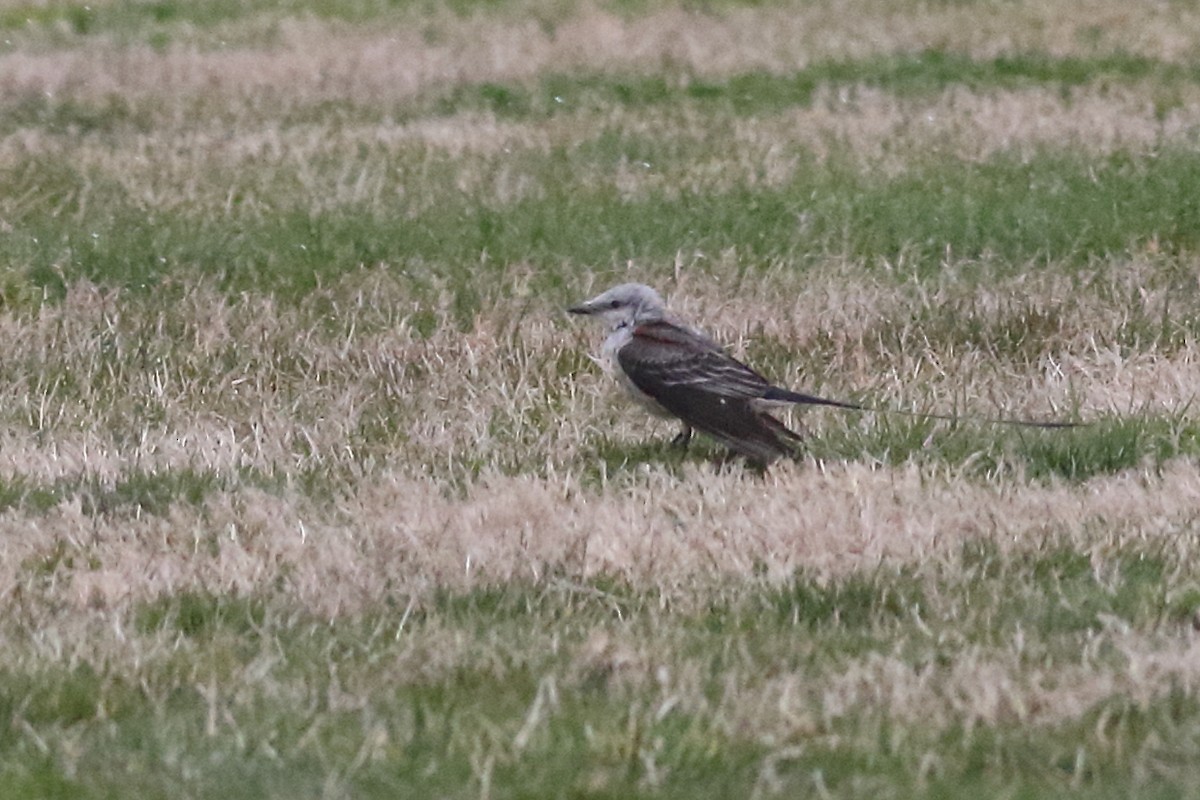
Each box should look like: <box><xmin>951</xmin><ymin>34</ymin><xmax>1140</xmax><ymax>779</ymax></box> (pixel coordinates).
<box><xmin>6</xmin><ymin>426</ymin><xmax>1200</xmax><ymax>618</ymax></box>
<box><xmin>5</xmin><ymin>1</ymin><xmax>1200</xmax><ymax>105</ymax></box>
<box><xmin>4</xmin><ymin>5</ymin><xmax>1200</xmax><ymax>790</ymax></box>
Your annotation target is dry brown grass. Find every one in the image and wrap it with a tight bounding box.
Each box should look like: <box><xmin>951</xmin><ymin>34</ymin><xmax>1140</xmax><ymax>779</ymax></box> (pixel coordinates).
<box><xmin>1</xmin><ymin>263</ymin><xmax>1191</xmax><ymax>485</ymax></box>
<box><xmin>5</xmin><ymin>82</ymin><xmax>1196</xmax><ymax>219</ymax></box>
<box><xmin>3</xmin><ymin>0</ymin><xmax>1199</xmax><ymax>102</ymax></box>
<box><xmin>3</xmin><ymin>6</ymin><xmax>1200</xmax><ymax>793</ymax></box>
<box><xmin>9</xmin><ymin>456</ymin><xmax>1200</xmax><ymax>617</ymax></box>
<box><xmin>1</xmin><ymin>265</ymin><xmax>1197</xmax><ymax>622</ymax></box>
<box><xmin>4</xmin><ymin>3</ymin><xmax>1198</xmax><ymax>230</ymax></box>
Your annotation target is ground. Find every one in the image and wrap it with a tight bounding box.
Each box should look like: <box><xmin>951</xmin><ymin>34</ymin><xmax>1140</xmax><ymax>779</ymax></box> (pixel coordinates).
<box><xmin>2</xmin><ymin>0</ymin><xmax>1200</xmax><ymax>797</ymax></box>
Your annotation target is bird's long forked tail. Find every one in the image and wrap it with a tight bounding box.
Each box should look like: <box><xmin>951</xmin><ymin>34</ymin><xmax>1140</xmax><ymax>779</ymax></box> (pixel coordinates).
<box><xmin>761</xmin><ymin>387</ymin><xmax>1083</xmax><ymax>430</ymax></box>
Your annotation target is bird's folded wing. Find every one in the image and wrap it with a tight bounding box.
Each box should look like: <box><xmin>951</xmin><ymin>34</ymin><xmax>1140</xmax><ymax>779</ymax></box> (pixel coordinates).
<box><xmin>617</xmin><ymin>320</ymin><xmax>771</xmax><ymax>400</ymax></box>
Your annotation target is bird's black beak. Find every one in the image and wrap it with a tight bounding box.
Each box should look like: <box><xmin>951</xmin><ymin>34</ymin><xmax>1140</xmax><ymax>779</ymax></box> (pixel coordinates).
<box><xmin>567</xmin><ymin>303</ymin><xmax>592</xmax><ymax>315</ymax></box>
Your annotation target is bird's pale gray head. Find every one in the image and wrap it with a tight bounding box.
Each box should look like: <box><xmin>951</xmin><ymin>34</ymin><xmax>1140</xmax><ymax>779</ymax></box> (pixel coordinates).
<box><xmin>567</xmin><ymin>283</ymin><xmax>666</xmax><ymax>328</ymax></box>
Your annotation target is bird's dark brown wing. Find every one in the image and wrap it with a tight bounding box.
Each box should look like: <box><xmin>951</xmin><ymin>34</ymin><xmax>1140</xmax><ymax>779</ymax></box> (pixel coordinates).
<box><xmin>617</xmin><ymin>321</ymin><xmax>798</xmax><ymax>463</ymax></box>
<box><xmin>617</xmin><ymin>321</ymin><xmax>773</xmax><ymax>399</ymax></box>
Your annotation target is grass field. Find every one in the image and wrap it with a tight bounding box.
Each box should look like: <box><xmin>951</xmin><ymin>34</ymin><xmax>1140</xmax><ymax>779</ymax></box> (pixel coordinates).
<box><xmin>4</xmin><ymin>0</ymin><xmax>1200</xmax><ymax>797</ymax></box>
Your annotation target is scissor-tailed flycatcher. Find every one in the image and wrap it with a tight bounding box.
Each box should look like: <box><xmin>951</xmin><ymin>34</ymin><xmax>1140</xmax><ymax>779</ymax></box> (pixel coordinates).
<box><xmin>568</xmin><ymin>282</ymin><xmax>1078</xmax><ymax>466</ymax></box>
<box><xmin>568</xmin><ymin>282</ymin><xmax>864</xmax><ymax>465</ymax></box>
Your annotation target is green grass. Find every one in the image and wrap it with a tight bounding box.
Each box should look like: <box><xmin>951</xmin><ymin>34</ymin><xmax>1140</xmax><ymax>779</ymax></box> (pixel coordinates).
<box><xmin>7</xmin><ymin>147</ymin><xmax>1200</xmax><ymax>306</ymax></box>
<box><xmin>0</xmin><ymin>0</ymin><xmax>812</xmax><ymax>49</ymax></box>
<box><xmin>796</xmin><ymin>414</ymin><xmax>1200</xmax><ymax>482</ymax></box>
<box><xmin>2</xmin><ymin>554</ymin><xmax>1198</xmax><ymax>799</ymax></box>
<box><xmin>0</xmin><ymin>0</ymin><xmax>539</xmax><ymax>40</ymax></box>
<box><xmin>10</xmin><ymin>50</ymin><xmax>1196</xmax><ymax>136</ymax></box>
<box><xmin>5</xmin><ymin>2</ymin><xmax>1200</xmax><ymax>797</ymax></box>
<box><xmin>0</xmin><ymin>467</ymin><xmax>281</xmax><ymax>518</ymax></box>
<box><xmin>579</xmin><ymin>391</ymin><xmax>1195</xmax><ymax>484</ymax></box>
<box><xmin>433</xmin><ymin>51</ymin><xmax>1194</xmax><ymax>120</ymax></box>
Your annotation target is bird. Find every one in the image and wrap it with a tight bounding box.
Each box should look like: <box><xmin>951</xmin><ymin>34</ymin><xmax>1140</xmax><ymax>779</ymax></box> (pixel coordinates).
<box><xmin>568</xmin><ymin>282</ymin><xmax>863</xmax><ymax>465</ymax></box>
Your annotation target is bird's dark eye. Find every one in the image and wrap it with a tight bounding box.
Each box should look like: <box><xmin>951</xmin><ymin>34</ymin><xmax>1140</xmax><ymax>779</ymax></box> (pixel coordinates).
<box><xmin>609</xmin><ymin>300</ymin><xmax>620</xmax><ymax>309</ymax></box>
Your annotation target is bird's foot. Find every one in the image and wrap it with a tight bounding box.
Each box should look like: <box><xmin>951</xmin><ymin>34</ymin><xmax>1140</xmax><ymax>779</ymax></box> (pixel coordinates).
<box><xmin>669</xmin><ymin>427</ymin><xmax>693</xmax><ymax>449</ymax></box>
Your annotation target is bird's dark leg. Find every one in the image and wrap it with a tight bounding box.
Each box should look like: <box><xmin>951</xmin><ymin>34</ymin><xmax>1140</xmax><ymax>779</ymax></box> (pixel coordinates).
<box><xmin>669</xmin><ymin>425</ymin><xmax>693</xmax><ymax>449</ymax></box>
